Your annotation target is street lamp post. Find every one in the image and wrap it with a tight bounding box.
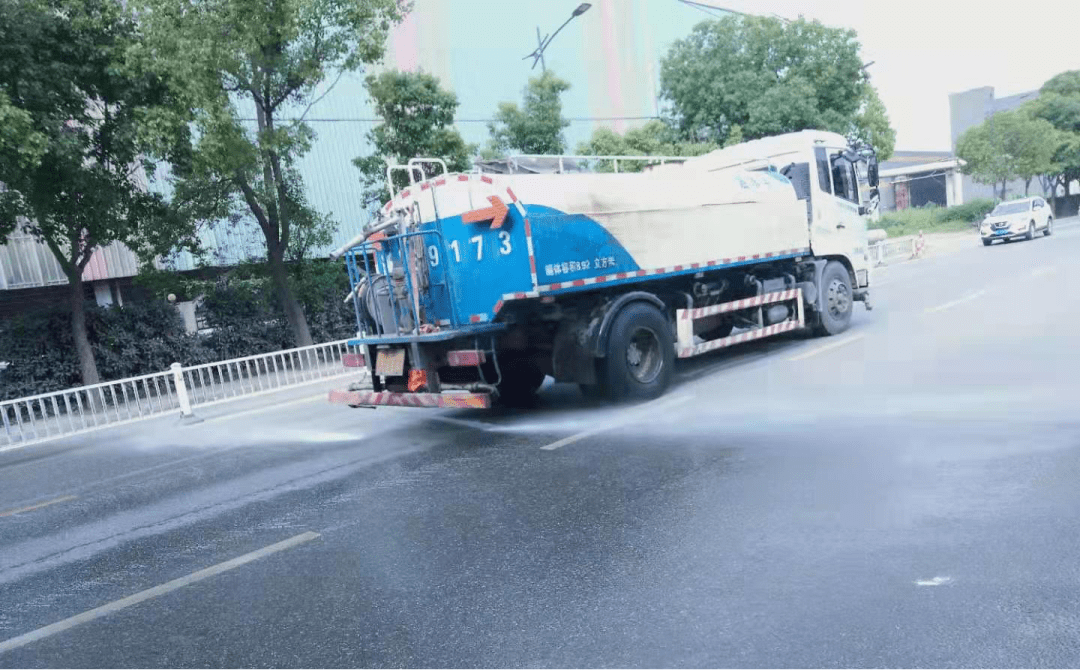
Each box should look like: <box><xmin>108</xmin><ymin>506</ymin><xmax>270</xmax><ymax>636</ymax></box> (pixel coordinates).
<box><xmin>523</xmin><ymin>3</ymin><xmax>591</xmax><ymax>72</ymax></box>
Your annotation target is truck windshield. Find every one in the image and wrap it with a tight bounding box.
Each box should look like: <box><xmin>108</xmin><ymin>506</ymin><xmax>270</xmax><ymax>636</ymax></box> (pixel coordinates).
<box><xmin>991</xmin><ymin>201</ymin><xmax>1031</xmax><ymax>215</ymax></box>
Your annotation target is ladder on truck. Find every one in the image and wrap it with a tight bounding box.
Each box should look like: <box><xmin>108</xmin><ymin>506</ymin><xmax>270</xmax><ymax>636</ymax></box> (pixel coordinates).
<box><xmin>675</xmin><ymin>289</ymin><xmax>805</xmax><ymax>359</ymax></box>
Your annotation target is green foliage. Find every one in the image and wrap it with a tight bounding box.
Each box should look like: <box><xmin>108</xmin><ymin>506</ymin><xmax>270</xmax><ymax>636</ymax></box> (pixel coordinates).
<box><xmin>956</xmin><ymin>110</ymin><xmax>1060</xmax><ymax>197</ymax></box>
<box><xmin>722</xmin><ymin>124</ymin><xmax>744</xmax><ymax>149</ymax></box>
<box><xmin>0</xmin><ymin>0</ymin><xmax>194</xmax><ymax>266</ymax></box>
<box><xmin>575</xmin><ymin>120</ymin><xmax>717</xmax><ymax>172</ymax></box>
<box><xmin>659</xmin><ymin>15</ymin><xmax>885</xmax><ymax>150</ymax></box>
<box><xmin>0</xmin><ymin>308</ymin><xmax>80</xmax><ymax>401</ymax></box>
<box><xmin>0</xmin><ymin>91</ymin><xmax>47</xmax><ymax>172</ymax></box>
<box><xmin>197</xmin><ymin>275</ymin><xmax>293</xmax><ymax>359</ymax></box>
<box><xmin>872</xmin><ymin>199</ymin><xmax>997</xmax><ymax>238</ymax></box>
<box><xmin>937</xmin><ymin>198</ymin><xmax>997</xmax><ymax>223</ymax></box>
<box><xmin>1027</xmin><ymin>70</ymin><xmax>1080</xmax><ymax>198</ymax></box>
<box><xmin>487</xmin><ymin>71</ymin><xmax>571</xmax><ymax>155</ymax></box>
<box><xmin>1041</xmin><ymin>70</ymin><xmax>1080</xmax><ymax>99</ymax></box>
<box><xmin>131</xmin><ymin>0</ymin><xmax>405</xmax><ymax>345</ymax></box>
<box><xmin>849</xmin><ymin>85</ymin><xmax>895</xmax><ymax>161</ymax></box>
<box><xmin>0</xmin><ymin>258</ymin><xmax>357</xmax><ymax>400</ymax></box>
<box><xmin>352</xmin><ymin>70</ymin><xmax>473</xmax><ymax>209</ymax></box>
<box><xmin>0</xmin><ymin>302</ymin><xmax>209</xmax><ymax>402</ymax></box>
<box><xmin>0</xmin><ymin>0</ymin><xmax>198</xmax><ymax>386</ymax></box>
<box><xmin>142</xmin><ymin>258</ymin><xmax>355</xmax><ymax>359</ymax></box>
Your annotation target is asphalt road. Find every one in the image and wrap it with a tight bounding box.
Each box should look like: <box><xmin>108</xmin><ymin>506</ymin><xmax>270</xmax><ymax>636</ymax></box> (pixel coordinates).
<box><xmin>3</xmin><ymin>220</ymin><xmax>1080</xmax><ymax>668</ymax></box>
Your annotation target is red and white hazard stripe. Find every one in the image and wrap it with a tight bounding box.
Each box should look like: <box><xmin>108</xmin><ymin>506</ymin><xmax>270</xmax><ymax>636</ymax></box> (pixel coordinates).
<box><xmin>523</xmin><ymin>217</ymin><xmax>538</xmax><ymax>289</ymax></box>
<box><xmin>676</xmin><ymin>319</ymin><xmax>801</xmax><ymax>359</ymax></box>
<box><xmin>678</xmin><ymin>289</ymin><xmax>799</xmax><ymax>321</ymax></box>
<box><xmin>328</xmin><ymin>388</ymin><xmax>492</xmax><ymax>409</ymax></box>
<box><xmin>538</xmin><ymin>248</ymin><xmax>809</xmax><ymax>292</ymax></box>
<box><xmin>494</xmin><ymin>291</ymin><xmax>540</xmax><ymax>314</ymax></box>
<box><xmin>385</xmin><ymin>173</ymin><xmax>528</xmax><ymax>217</ymax></box>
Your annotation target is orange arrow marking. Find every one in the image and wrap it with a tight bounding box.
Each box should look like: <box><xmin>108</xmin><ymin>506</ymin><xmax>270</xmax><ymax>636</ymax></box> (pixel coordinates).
<box><xmin>367</xmin><ymin>230</ymin><xmax>387</xmax><ymax>251</ymax></box>
<box><xmin>462</xmin><ymin>195</ymin><xmax>509</xmax><ymax>228</ymax></box>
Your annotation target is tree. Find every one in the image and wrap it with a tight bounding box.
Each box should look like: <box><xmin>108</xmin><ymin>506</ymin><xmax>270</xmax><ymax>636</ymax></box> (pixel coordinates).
<box><xmin>575</xmin><ymin>119</ymin><xmax>717</xmax><ymax>172</ymax></box>
<box><xmin>722</xmin><ymin>124</ymin><xmax>744</xmax><ymax>149</ymax></box>
<box><xmin>0</xmin><ymin>0</ymin><xmax>190</xmax><ymax>388</ymax></box>
<box><xmin>487</xmin><ymin>71</ymin><xmax>571</xmax><ymax>155</ymax></box>
<box><xmin>1027</xmin><ymin>70</ymin><xmax>1080</xmax><ymax>205</ymax></box>
<box><xmin>352</xmin><ymin>70</ymin><xmax>473</xmax><ymax>209</ymax></box>
<box><xmin>848</xmin><ymin>85</ymin><xmax>896</xmax><ymax>161</ymax></box>
<box><xmin>659</xmin><ymin>15</ymin><xmax>894</xmax><ymax>160</ymax></box>
<box><xmin>0</xmin><ymin>91</ymin><xmax>47</xmax><ymax>170</ymax></box>
<box><xmin>955</xmin><ymin>109</ymin><xmax>1058</xmax><ymax>199</ymax></box>
<box><xmin>132</xmin><ymin>0</ymin><xmax>405</xmax><ymax>347</ymax></box>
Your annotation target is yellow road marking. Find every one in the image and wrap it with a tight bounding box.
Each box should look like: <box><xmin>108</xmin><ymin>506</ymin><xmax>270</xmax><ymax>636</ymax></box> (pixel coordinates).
<box><xmin>0</xmin><ymin>495</ymin><xmax>77</xmax><ymax>518</ymax></box>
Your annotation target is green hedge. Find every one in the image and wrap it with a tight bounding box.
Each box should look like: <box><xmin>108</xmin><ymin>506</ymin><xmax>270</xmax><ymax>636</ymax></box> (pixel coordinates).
<box><xmin>0</xmin><ymin>259</ymin><xmax>357</xmax><ymax>401</ymax></box>
<box><xmin>0</xmin><ymin>301</ymin><xmax>212</xmax><ymax>402</ymax></box>
<box><xmin>873</xmin><ymin>198</ymin><xmax>997</xmax><ymax>238</ymax></box>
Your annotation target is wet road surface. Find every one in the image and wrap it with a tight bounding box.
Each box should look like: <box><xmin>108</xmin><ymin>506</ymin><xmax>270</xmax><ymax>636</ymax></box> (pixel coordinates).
<box><xmin>3</xmin><ymin>220</ymin><xmax>1080</xmax><ymax>668</ymax></box>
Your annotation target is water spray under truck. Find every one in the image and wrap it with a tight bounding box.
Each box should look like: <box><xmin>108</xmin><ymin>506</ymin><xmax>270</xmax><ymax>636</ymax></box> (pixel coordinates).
<box><xmin>327</xmin><ymin>130</ymin><xmax>880</xmax><ymax>409</ymax></box>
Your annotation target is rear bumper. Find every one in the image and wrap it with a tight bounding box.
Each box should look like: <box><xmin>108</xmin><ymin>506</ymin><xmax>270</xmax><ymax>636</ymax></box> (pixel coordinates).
<box><xmin>328</xmin><ymin>388</ymin><xmax>492</xmax><ymax>409</ymax></box>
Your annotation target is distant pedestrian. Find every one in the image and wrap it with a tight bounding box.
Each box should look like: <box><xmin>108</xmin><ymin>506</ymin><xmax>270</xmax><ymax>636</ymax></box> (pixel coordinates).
<box><xmin>912</xmin><ymin>231</ymin><xmax>926</xmax><ymax>259</ymax></box>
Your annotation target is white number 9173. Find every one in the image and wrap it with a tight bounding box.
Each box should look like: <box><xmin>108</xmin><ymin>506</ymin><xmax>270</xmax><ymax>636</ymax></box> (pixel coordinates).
<box><xmin>432</xmin><ymin>231</ymin><xmax>512</xmax><ymax>266</ymax></box>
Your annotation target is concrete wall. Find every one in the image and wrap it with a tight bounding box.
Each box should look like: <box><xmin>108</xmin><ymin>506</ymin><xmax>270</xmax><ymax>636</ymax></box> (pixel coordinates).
<box><xmin>949</xmin><ymin>86</ymin><xmax>1051</xmax><ymax>203</ymax></box>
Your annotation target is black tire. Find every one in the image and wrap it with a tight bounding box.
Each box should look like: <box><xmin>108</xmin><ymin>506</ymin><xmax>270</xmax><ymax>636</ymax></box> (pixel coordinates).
<box><xmin>812</xmin><ymin>261</ymin><xmax>854</xmax><ymax>336</ymax></box>
<box><xmin>494</xmin><ymin>356</ymin><xmax>545</xmax><ymax>408</ymax></box>
<box><xmin>1026</xmin><ymin>221</ymin><xmax>1035</xmax><ymax>241</ymax></box>
<box><xmin>578</xmin><ymin>383</ymin><xmax>607</xmax><ymax>401</ymax></box>
<box><xmin>600</xmin><ymin>301</ymin><xmax>674</xmax><ymax>402</ymax></box>
<box><xmin>1044</xmin><ymin>218</ymin><xmax>1053</xmax><ymax>236</ymax></box>
<box><xmin>982</xmin><ymin>239</ymin><xmax>993</xmax><ymax>247</ymax></box>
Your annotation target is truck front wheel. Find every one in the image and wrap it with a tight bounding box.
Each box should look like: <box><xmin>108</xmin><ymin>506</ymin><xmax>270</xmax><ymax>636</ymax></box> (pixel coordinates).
<box><xmin>601</xmin><ymin>302</ymin><xmax>674</xmax><ymax>401</ymax></box>
<box><xmin>813</xmin><ymin>261</ymin><xmax>854</xmax><ymax>336</ymax></box>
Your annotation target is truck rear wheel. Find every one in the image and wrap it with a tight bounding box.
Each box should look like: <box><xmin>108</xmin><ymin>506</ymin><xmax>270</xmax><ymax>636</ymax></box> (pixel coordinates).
<box><xmin>601</xmin><ymin>301</ymin><xmax>673</xmax><ymax>401</ymax></box>
<box><xmin>813</xmin><ymin>261</ymin><xmax>853</xmax><ymax>336</ymax></box>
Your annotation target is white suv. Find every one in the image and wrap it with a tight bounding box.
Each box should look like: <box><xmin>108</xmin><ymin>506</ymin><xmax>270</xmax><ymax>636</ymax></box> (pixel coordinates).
<box><xmin>980</xmin><ymin>197</ymin><xmax>1053</xmax><ymax>246</ymax></box>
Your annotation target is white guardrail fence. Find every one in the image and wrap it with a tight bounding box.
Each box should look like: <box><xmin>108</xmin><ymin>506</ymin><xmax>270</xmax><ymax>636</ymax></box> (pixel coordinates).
<box><xmin>869</xmin><ymin>237</ymin><xmax>919</xmax><ymax>266</ymax></box>
<box><xmin>0</xmin><ymin>339</ymin><xmax>368</xmax><ymax>451</ymax></box>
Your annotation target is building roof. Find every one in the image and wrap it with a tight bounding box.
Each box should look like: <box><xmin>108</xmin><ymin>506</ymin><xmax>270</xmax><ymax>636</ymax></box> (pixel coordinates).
<box><xmin>880</xmin><ymin>150</ymin><xmax>955</xmax><ymax>172</ymax></box>
<box><xmin>880</xmin><ymin>158</ymin><xmax>963</xmax><ymax>180</ymax></box>
<box><xmin>992</xmin><ymin>90</ymin><xmax>1040</xmax><ymax>113</ymax></box>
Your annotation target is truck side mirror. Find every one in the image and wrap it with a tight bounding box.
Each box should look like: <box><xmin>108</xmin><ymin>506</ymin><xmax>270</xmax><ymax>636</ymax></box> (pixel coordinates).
<box><xmin>867</xmin><ymin>155</ymin><xmax>879</xmax><ymax>187</ymax></box>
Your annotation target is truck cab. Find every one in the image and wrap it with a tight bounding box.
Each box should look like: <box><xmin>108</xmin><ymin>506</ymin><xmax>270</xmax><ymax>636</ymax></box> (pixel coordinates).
<box><xmin>666</xmin><ymin>130</ymin><xmax>876</xmax><ymax>298</ymax></box>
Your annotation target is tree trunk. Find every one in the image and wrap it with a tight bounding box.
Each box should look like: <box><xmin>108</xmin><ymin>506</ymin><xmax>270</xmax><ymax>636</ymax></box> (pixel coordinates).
<box><xmin>267</xmin><ymin>246</ymin><xmax>313</xmax><ymax>347</ymax></box>
<box><xmin>69</xmin><ymin>273</ymin><xmax>100</xmax><ymax>388</ymax></box>
<box><xmin>1024</xmin><ymin>178</ymin><xmax>1031</xmax><ymax>196</ymax></box>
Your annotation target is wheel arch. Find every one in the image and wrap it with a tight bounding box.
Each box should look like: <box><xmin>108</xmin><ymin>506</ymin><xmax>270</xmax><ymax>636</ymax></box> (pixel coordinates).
<box><xmin>589</xmin><ymin>291</ymin><xmax>668</xmax><ymax>358</ymax></box>
<box><xmin>809</xmin><ymin>255</ymin><xmax>857</xmax><ymax>312</ymax></box>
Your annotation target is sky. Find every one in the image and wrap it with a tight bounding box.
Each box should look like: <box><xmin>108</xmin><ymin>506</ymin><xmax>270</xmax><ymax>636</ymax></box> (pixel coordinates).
<box><xmin>699</xmin><ymin>0</ymin><xmax>1080</xmax><ymax>150</ymax></box>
